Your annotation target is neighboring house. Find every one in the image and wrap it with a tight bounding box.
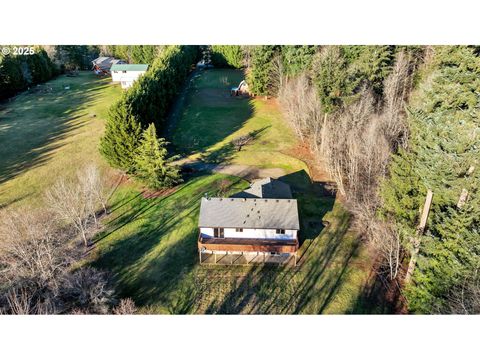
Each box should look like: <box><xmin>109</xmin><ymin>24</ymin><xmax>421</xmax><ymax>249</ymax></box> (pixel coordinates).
<box><xmin>92</xmin><ymin>57</ymin><xmax>126</xmax><ymax>75</ymax></box>
<box><xmin>198</xmin><ymin>178</ymin><xmax>300</xmax><ymax>266</ymax></box>
<box><xmin>110</xmin><ymin>64</ymin><xmax>149</xmax><ymax>89</ymax></box>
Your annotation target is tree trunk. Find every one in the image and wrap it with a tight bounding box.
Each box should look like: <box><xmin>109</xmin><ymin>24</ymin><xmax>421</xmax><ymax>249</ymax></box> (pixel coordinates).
<box><xmin>405</xmin><ymin>189</ymin><xmax>433</xmax><ymax>283</ymax></box>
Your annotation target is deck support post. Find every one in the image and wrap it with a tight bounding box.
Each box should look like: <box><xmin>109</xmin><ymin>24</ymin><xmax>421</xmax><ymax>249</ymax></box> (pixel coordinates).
<box><xmin>214</xmin><ymin>252</ymin><xmax>217</xmax><ymax>264</ymax></box>
<box><xmin>199</xmin><ymin>250</ymin><xmax>202</xmax><ymax>264</ymax></box>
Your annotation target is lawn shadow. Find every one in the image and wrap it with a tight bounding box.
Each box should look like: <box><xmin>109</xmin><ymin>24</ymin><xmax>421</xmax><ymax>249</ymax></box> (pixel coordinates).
<box><xmin>347</xmin><ymin>265</ymin><xmax>404</xmax><ymax>314</ymax></box>
<box><xmin>91</xmin><ymin>173</ymin><xmax>247</xmax><ymax>311</ymax></box>
<box><xmin>169</xmin><ymin>68</ymin><xmax>254</xmax><ymax>157</ymax></box>
<box><xmin>0</xmin><ymin>73</ymin><xmax>112</xmax><ymax>185</ymax></box>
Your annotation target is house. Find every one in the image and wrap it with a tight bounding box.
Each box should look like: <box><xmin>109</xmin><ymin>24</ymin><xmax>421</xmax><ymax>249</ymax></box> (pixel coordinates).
<box><xmin>92</xmin><ymin>56</ymin><xmax>126</xmax><ymax>75</ymax></box>
<box><xmin>110</xmin><ymin>64</ymin><xmax>149</xmax><ymax>89</ymax></box>
<box><xmin>198</xmin><ymin>178</ymin><xmax>300</xmax><ymax>266</ymax></box>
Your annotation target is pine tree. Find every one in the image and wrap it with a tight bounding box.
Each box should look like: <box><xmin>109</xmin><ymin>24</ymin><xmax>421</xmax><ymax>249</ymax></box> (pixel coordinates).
<box><xmin>133</xmin><ymin>123</ymin><xmax>182</xmax><ymax>190</ymax></box>
<box><xmin>381</xmin><ymin>46</ymin><xmax>480</xmax><ymax>313</ymax></box>
<box><xmin>99</xmin><ymin>98</ymin><xmax>142</xmax><ymax>173</ymax></box>
<box><xmin>211</xmin><ymin>45</ymin><xmax>244</xmax><ymax>68</ymax></box>
<box><xmin>280</xmin><ymin>45</ymin><xmax>317</xmax><ymax>76</ymax></box>
<box><xmin>247</xmin><ymin>45</ymin><xmax>279</xmax><ymax>96</ymax></box>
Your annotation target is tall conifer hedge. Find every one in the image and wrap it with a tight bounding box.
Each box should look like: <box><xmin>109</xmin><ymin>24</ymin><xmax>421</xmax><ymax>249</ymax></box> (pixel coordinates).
<box><xmin>100</xmin><ymin>45</ymin><xmax>199</xmax><ymax>172</ymax></box>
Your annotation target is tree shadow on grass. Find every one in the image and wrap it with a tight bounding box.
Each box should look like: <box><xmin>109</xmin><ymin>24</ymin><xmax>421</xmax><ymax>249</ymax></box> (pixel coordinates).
<box><xmin>91</xmin><ymin>173</ymin><xmax>247</xmax><ymax>311</ymax></box>
<box><xmin>279</xmin><ymin>169</ymin><xmax>336</xmax><ymax>245</ymax></box>
<box><xmin>169</xmin><ymin>69</ymin><xmax>254</xmax><ymax>157</ymax></box>
<box><xmin>346</xmin><ymin>266</ymin><xmax>403</xmax><ymax>314</ymax></box>
<box><xmin>0</xmin><ymin>73</ymin><xmax>112</xmax><ymax>185</ymax></box>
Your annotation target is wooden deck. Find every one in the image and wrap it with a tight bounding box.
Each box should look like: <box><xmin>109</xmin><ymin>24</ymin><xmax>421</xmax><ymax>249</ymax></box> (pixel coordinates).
<box><xmin>198</xmin><ymin>235</ymin><xmax>298</xmax><ymax>253</ymax></box>
<box><xmin>198</xmin><ymin>235</ymin><xmax>299</xmax><ymax>266</ymax></box>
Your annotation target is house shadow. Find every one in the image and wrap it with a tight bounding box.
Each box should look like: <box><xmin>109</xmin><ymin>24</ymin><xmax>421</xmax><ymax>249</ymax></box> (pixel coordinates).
<box><xmin>277</xmin><ymin>169</ymin><xmax>336</xmax><ymax>246</ymax></box>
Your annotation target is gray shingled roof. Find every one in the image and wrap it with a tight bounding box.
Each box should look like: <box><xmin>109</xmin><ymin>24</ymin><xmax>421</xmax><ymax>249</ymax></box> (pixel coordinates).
<box><xmin>110</xmin><ymin>64</ymin><xmax>149</xmax><ymax>72</ymax></box>
<box><xmin>232</xmin><ymin>177</ymin><xmax>292</xmax><ymax>199</ymax></box>
<box><xmin>198</xmin><ymin>197</ymin><xmax>300</xmax><ymax>230</ymax></box>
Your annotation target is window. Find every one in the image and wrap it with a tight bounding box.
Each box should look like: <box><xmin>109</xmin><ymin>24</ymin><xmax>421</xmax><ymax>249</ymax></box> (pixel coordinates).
<box><xmin>276</xmin><ymin>229</ymin><xmax>285</xmax><ymax>234</ymax></box>
<box><xmin>235</xmin><ymin>228</ymin><xmax>243</xmax><ymax>232</ymax></box>
<box><xmin>214</xmin><ymin>228</ymin><xmax>224</xmax><ymax>238</ymax></box>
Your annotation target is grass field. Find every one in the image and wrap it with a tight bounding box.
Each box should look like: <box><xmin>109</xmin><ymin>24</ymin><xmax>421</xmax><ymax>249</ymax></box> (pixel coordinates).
<box><xmin>0</xmin><ymin>72</ymin><xmax>122</xmax><ymax>208</ymax></box>
<box><xmin>92</xmin><ymin>174</ymin><xmax>381</xmax><ymax>313</ymax></box>
<box><xmin>170</xmin><ymin>69</ymin><xmax>307</xmax><ymax>173</ymax></box>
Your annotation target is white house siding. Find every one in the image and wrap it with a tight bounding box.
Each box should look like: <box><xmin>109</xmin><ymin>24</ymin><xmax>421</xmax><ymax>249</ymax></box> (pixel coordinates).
<box><xmin>199</xmin><ymin>227</ymin><xmax>297</xmax><ymax>240</ymax></box>
<box><xmin>111</xmin><ymin>70</ymin><xmax>146</xmax><ymax>89</ymax></box>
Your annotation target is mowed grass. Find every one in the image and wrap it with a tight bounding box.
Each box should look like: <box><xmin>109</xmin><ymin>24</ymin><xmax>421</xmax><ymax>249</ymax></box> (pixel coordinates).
<box><xmin>90</xmin><ymin>68</ymin><xmax>386</xmax><ymax>313</ymax></box>
<box><xmin>170</xmin><ymin>69</ymin><xmax>307</xmax><ymax>173</ymax></box>
<box><xmin>91</xmin><ymin>172</ymin><xmax>377</xmax><ymax>314</ymax></box>
<box><xmin>0</xmin><ymin>72</ymin><xmax>122</xmax><ymax>208</ymax></box>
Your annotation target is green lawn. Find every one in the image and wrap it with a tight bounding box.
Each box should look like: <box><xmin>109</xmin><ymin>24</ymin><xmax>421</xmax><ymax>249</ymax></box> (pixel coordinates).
<box><xmin>92</xmin><ymin>173</ymin><xmax>378</xmax><ymax>313</ymax></box>
<box><xmin>170</xmin><ymin>69</ymin><xmax>307</xmax><ymax>173</ymax></box>
<box><xmin>0</xmin><ymin>72</ymin><xmax>122</xmax><ymax>208</ymax></box>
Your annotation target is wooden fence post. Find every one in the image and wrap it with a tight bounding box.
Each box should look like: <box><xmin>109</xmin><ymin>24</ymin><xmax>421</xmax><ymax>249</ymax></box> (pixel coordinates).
<box><xmin>405</xmin><ymin>189</ymin><xmax>433</xmax><ymax>284</ymax></box>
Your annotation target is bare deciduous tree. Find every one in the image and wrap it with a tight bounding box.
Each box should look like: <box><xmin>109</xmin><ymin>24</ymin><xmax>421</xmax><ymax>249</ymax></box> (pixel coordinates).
<box><xmin>45</xmin><ymin>164</ymin><xmax>110</xmax><ymax>247</ymax></box>
<box><xmin>0</xmin><ymin>206</ymin><xmax>118</xmax><ymax>315</ymax></box>
<box><xmin>113</xmin><ymin>298</ymin><xmax>137</xmax><ymax>315</ymax></box>
<box><xmin>0</xmin><ymin>209</ymin><xmax>71</xmax><ymax>289</ymax></box>
<box><xmin>45</xmin><ymin>177</ymin><xmax>90</xmax><ymax>246</ymax></box>
<box><xmin>80</xmin><ymin>164</ymin><xmax>110</xmax><ymax>223</ymax></box>
<box><xmin>441</xmin><ymin>271</ymin><xmax>480</xmax><ymax>314</ymax></box>
<box><xmin>279</xmin><ymin>73</ymin><xmax>323</xmax><ymax>145</ymax></box>
<box><xmin>278</xmin><ymin>50</ymin><xmax>417</xmax><ymax>280</ymax></box>
<box><xmin>60</xmin><ymin>267</ymin><xmax>114</xmax><ymax>315</ymax></box>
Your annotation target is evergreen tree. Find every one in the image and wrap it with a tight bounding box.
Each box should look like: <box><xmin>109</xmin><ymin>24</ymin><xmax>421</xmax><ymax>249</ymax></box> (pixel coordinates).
<box><xmin>133</xmin><ymin>123</ymin><xmax>182</xmax><ymax>190</ymax></box>
<box><xmin>281</xmin><ymin>45</ymin><xmax>318</xmax><ymax>76</ymax></box>
<box><xmin>342</xmin><ymin>45</ymin><xmax>395</xmax><ymax>96</ymax></box>
<box><xmin>311</xmin><ymin>46</ymin><xmax>356</xmax><ymax>113</ymax></box>
<box><xmin>211</xmin><ymin>45</ymin><xmax>244</xmax><ymax>68</ymax></box>
<box><xmin>381</xmin><ymin>46</ymin><xmax>480</xmax><ymax>313</ymax></box>
<box><xmin>247</xmin><ymin>45</ymin><xmax>279</xmax><ymax>96</ymax></box>
<box><xmin>99</xmin><ymin>98</ymin><xmax>143</xmax><ymax>173</ymax></box>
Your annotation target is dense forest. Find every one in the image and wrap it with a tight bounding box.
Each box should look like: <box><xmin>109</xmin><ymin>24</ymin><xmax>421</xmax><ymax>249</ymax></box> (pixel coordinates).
<box><xmin>0</xmin><ymin>47</ymin><xmax>58</xmax><ymax>100</ymax></box>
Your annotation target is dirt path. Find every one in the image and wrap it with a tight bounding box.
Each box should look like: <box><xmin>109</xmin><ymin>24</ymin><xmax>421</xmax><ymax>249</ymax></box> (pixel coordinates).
<box><xmin>179</xmin><ymin>160</ymin><xmax>285</xmax><ymax>181</ymax></box>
